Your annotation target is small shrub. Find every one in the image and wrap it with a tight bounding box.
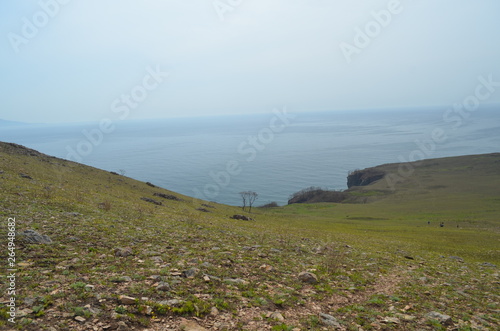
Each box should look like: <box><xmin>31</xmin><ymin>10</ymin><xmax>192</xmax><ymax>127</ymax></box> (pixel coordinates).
<box><xmin>70</xmin><ymin>281</ymin><xmax>86</xmax><ymax>290</ymax></box>
<box><xmin>115</xmin><ymin>306</ymin><xmax>127</xmax><ymax>314</ymax></box>
<box><xmin>260</xmin><ymin>201</ymin><xmax>279</xmax><ymax>208</ymax></box>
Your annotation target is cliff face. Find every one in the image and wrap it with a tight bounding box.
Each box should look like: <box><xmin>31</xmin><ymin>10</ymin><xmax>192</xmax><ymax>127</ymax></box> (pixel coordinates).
<box><xmin>347</xmin><ymin>169</ymin><xmax>385</xmax><ymax>188</ymax></box>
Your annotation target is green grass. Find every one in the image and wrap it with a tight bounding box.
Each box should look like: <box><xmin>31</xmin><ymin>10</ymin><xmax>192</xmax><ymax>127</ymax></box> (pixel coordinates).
<box><xmin>0</xmin><ymin>143</ymin><xmax>498</xmax><ymax>330</ymax></box>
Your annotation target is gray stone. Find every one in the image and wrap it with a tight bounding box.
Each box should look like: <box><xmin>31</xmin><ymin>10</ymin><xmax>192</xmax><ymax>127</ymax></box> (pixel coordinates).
<box><xmin>74</xmin><ymin>316</ymin><xmax>86</xmax><ymax>323</ymax></box>
<box><xmin>298</xmin><ymin>271</ymin><xmax>318</xmax><ymax>284</ymax></box>
<box><xmin>114</xmin><ymin>247</ymin><xmax>133</xmax><ymax>257</ymax></box>
<box><xmin>182</xmin><ymin>268</ymin><xmax>199</xmax><ymax>278</ymax></box>
<box><xmin>116</xmin><ymin>321</ymin><xmax>129</xmax><ymax>331</ymax></box>
<box><xmin>179</xmin><ymin>319</ymin><xmax>208</xmax><ymax>331</ymax></box>
<box><xmin>382</xmin><ymin>317</ymin><xmax>400</xmax><ymax>324</ymax></box>
<box><xmin>119</xmin><ymin>295</ymin><xmax>137</xmax><ymax>305</ymax></box>
<box><xmin>23</xmin><ymin>297</ymin><xmax>36</xmax><ymax>307</ymax></box>
<box><xmin>84</xmin><ymin>284</ymin><xmax>95</xmax><ymax>291</ymax></box>
<box><xmin>320</xmin><ymin>313</ymin><xmax>341</xmax><ymax>327</ymax></box>
<box><xmin>204</xmin><ymin>274</ymin><xmax>221</xmax><ymax>282</ymax></box>
<box><xmin>426</xmin><ymin>311</ymin><xmax>453</xmax><ymax>325</ymax></box>
<box><xmin>210</xmin><ymin>307</ymin><xmax>219</xmax><ymax>316</ymax></box>
<box><xmin>156</xmin><ymin>282</ymin><xmax>171</xmax><ymax>291</ymax></box>
<box><xmin>19</xmin><ymin>229</ymin><xmax>52</xmax><ymax>244</ymax></box>
<box><xmin>270</xmin><ymin>312</ymin><xmax>285</xmax><ymax>321</ymax></box>
<box><xmin>151</xmin><ymin>256</ymin><xmax>163</xmax><ymax>264</ymax></box>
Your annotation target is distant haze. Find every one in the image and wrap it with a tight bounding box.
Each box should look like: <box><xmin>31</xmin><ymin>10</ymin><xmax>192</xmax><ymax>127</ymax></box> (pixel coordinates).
<box><xmin>1</xmin><ymin>0</ymin><xmax>499</xmax><ymax>123</ymax></box>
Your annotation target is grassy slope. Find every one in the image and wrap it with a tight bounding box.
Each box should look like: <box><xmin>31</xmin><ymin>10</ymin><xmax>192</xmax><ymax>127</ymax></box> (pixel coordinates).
<box><xmin>0</xmin><ymin>142</ymin><xmax>498</xmax><ymax>330</ymax></box>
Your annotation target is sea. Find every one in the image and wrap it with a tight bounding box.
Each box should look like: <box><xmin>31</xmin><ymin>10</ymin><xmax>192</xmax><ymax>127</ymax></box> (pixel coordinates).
<box><xmin>1</xmin><ymin>106</ymin><xmax>499</xmax><ymax>206</ymax></box>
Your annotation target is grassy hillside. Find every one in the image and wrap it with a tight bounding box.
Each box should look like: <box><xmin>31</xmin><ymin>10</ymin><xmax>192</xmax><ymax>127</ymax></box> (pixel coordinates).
<box><xmin>0</xmin><ymin>142</ymin><xmax>498</xmax><ymax>330</ymax></box>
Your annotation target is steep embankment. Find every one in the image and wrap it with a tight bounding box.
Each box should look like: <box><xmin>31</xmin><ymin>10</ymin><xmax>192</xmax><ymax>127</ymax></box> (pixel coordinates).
<box><xmin>1</xmin><ymin>142</ymin><xmax>499</xmax><ymax>330</ymax></box>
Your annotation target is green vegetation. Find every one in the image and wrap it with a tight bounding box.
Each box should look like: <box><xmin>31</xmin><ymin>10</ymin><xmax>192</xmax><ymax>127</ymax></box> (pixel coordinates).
<box><xmin>0</xmin><ymin>142</ymin><xmax>498</xmax><ymax>330</ymax></box>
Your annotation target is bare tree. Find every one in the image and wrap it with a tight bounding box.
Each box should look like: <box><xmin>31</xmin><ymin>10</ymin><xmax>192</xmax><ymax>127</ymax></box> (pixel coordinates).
<box><xmin>239</xmin><ymin>191</ymin><xmax>258</xmax><ymax>212</ymax></box>
<box><xmin>248</xmin><ymin>191</ymin><xmax>258</xmax><ymax>213</ymax></box>
<box><xmin>239</xmin><ymin>191</ymin><xmax>247</xmax><ymax>211</ymax></box>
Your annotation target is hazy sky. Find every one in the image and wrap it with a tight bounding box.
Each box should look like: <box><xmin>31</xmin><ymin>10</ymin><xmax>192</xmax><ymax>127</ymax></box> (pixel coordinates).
<box><xmin>1</xmin><ymin>0</ymin><xmax>499</xmax><ymax>123</ymax></box>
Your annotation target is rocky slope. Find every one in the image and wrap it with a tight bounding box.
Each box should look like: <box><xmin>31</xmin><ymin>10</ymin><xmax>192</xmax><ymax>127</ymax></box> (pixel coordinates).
<box><xmin>0</xmin><ymin>142</ymin><xmax>498</xmax><ymax>330</ymax></box>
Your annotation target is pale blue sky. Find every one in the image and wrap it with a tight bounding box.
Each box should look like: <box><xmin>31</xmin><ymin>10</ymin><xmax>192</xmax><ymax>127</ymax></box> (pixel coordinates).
<box><xmin>1</xmin><ymin>0</ymin><xmax>499</xmax><ymax>123</ymax></box>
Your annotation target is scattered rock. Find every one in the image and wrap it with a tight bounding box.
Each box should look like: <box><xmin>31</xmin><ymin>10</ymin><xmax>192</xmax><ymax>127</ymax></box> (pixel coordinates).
<box><xmin>111</xmin><ymin>276</ymin><xmax>132</xmax><ymax>283</ymax></box>
<box><xmin>269</xmin><ymin>312</ymin><xmax>285</xmax><ymax>321</ymax></box>
<box><xmin>119</xmin><ymin>295</ymin><xmax>137</xmax><ymax>305</ymax></box>
<box><xmin>320</xmin><ymin>313</ymin><xmax>341</xmax><ymax>328</ymax></box>
<box><xmin>84</xmin><ymin>284</ymin><xmax>95</xmax><ymax>291</ymax></box>
<box><xmin>149</xmin><ymin>275</ymin><xmax>162</xmax><ymax>282</ymax></box>
<box><xmin>381</xmin><ymin>317</ymin><xmax>400</xmax><ymax>324</ymax></box>
<box><xmin>23</xmin><ymin>297</ymin><xmax>36</xmax><ymax>307</ymax></box>
<box><xmin>480</xmin><ymin>262</ymin><xmax>497</xmax><ymax>268</ymax></box>
<box><xmin>141</xmin><ymin>197</ymin><xmax>162</xmax><ymax>205</ymax></box>
<box><xmin>259</xmin><ymin>264</ymin><xmax>274</xmax><ymax>272</ymax></box>
<box><xmin>223</xmin><ymin>278</ymin><xmax>249</xmax><ymax>285</ymax></box>
<box><xmin>202</xmin><ymin>203</ymin><xmax>215</xmax><ymax>209</ymax></box>
<box><xmin>426</xmin><ymin>311</ymin><xmax>453</xmax><ymax>325</ymax></box>
<box><xmin>18</xmin><ymin>229</ymin><xmax>52</xmax><ymax>244</ymax></box>
<box><xmin>404</xmin><ymin>255</ymin><xmax>414</xmax><ymax>260</ymax></box>
<box><xmin>182</xmin><ymin>268</ymin><xmax>199</xmax><ymax>278</ymax></box>
<box><xmin>154</xmin><ymin>192</ymin><xmax>182</xmax><ymax>201</ymax></box>
<box><xmin>19</xmin><ymin>173</ymin><xmax>33</xmax><ymax>179</ymax></box>
<box><xmin>146</xmin><ymin>182</ymin><xmax>156</xmax><ymax>187</ymax></box>
<box><xmin>156</xmin><ymin>282</ymin><xmax>171</xmax><ymax>291</ymax></box>
<box><xmin>116</xmin><ymin>321</ymin><xmax>129</xmax><ymax>331</ymax></box>
<box><xmin>242</xmin><ymin>245</ymin><xmax>261</xmax><ymax>251</ymax></box>
<box><xmin>114</xmin><ymin>247</ymin><xmax>133</xmax><ymax>257</ymax></box>
<box><xmin>210</xmin><ymin>307</ymin><xmax>219</xmax><ymax>317</ymax></box>
<box><xmin>74</xmin><ymin>316</ymin><xmax>86</xmax><ymax>323</ymax></box>
<box><xmin>17</xmin><ymin>308</ymin><xmax>34</xmax><ymax>317</ymax></box>
<box><xmin>83</xmin><ymin>305</ymin><xmax>101</xmax><ymax>316</ymax></box>
<box><xmin>397</xmin><ymin>314</ymin><xmax>416</xmax><ymax>321</ymax></box>
<box><xmin>179</xmin><ymin>318</ymin><xmax>208</xmax><ymax>331</ymax></box>
<box><xmin>298</xmin><ymin>271</ymin><xmax>318</xmax><ymax>284</ymax></box>
<box><xmin>197</xmin><ymin>208</ymin><xmax>210</xmax><ymax>212</ymax></box>
<box><xmin>151</xmin><ymin>256</ymin><xmax>163</xmax><ymax>264</ymax></box>
<box><xmin>231</xmin><ymin>214</ymin><xmax>253</xmax><ymax>221</ymax></box>
<box><xmin>158</xmin><ymin>299</ymin><xmax>182</xmax><ymax>307</ymax></box>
